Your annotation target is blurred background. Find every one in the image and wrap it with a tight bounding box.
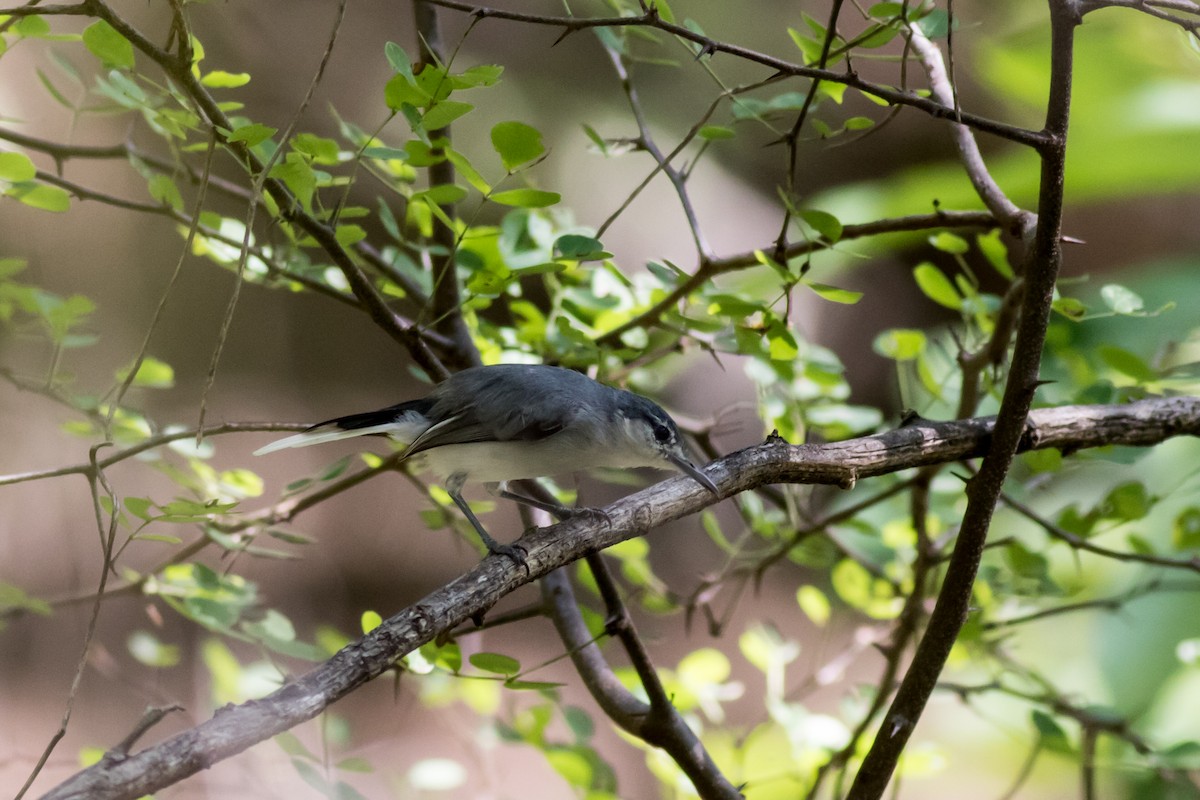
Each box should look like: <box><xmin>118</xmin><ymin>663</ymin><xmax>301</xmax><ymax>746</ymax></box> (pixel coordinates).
<box><xmin>2</xmin><ymin>0</ymin><xmax>1199</xmax><ymax>797</ymax></box>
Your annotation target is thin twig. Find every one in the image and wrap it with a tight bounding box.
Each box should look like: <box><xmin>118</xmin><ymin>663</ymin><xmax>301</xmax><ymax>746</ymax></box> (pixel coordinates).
<box><xmin>420</xmin><ymin>0</ymin><xmax>1048</xmax><ymax>147</ymax></box>
<box><xmin>596</xmin><ymin>209</ymin><xmax>996</xmax><ymax>347</ymax></box>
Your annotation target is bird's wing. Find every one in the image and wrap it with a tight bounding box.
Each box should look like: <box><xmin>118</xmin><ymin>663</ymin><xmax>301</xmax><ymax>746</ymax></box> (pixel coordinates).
<box><xmin>402</xmin><ymin>406</ymin><xmax>571</xmax><ymax>456</ymax></box>
<box><xmin>403</xmin><ymin>371</ymin><xmax>588</xmax><ymax>456</ymax></box>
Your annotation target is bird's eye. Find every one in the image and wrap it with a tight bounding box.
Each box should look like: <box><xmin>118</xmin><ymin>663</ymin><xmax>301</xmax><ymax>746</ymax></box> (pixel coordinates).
<box><xmin>652</xmin><ymin>422</ymin><xmax>673</xmax><ymax>444</ymax></box>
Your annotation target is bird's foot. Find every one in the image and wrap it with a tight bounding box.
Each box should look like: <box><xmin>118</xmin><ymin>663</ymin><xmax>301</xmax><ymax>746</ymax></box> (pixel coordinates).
<box><xmin>488</xmin><ymin>540</ymin><xmax>529</xmax><ymax>571</ymax></box>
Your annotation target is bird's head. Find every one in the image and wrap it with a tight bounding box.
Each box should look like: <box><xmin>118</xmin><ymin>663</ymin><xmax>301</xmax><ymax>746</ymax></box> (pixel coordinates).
<box><xmin>614</xmin><ymin>393</ymin><xmax>719</xmax><ymax>495</ymax></box>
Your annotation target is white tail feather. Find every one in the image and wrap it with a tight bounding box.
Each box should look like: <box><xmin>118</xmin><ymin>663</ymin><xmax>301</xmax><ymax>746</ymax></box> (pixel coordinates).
<box><xmin>253</xmin><ymin>422</ymin><xmax>408</xmax><ymax>456</ymax></box>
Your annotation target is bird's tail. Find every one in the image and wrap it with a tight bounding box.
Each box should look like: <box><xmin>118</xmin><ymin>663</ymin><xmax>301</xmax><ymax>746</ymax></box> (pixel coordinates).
<box><xmin>253</xmin><ymin>399</ymin><xmax>433</xmax><ymax>456</ymax></box>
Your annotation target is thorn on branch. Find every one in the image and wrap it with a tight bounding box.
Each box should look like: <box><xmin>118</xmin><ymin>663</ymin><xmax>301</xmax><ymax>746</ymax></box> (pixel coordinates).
<box><xmin>551</xmin><ymin>26</ymin><xmax>575</xmax><ymax>47</ymax></box>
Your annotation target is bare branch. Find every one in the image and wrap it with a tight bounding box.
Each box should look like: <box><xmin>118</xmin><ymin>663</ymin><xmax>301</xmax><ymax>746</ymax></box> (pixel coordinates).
<box><xmin>413</xmin><ymin>0</ymin><xmax>481</xmax><ymax>369</ymax></box>
<box><xmin>597</xmin><ymin>209</ymin><xmax>997</xmax><ymax>347</ymax></box>
<box><xmin>1079</xmin><ymin>0</ymin><xmax>1200</xmax><ymax>32</ymax></box>
<box><xmin>848</xmin><ymin>5</ymin><xmax>1082</xmax><ymax>796</ymax></box>
<box><xmin>79</xmin><ymin>0</ymin><xmax>448</xmax><ymax>380</ymax></box>
<box><xmin>597</xmin><ymin>43</ymin><xmax>714</xmax><ymax>261</ymax></box>
<box><xmin>907</xmin><ymin>26</ymin><xmax>1035</xmax><ymax>237</ymax></box>
<box><xmin>421</xmin><ymin>0</ymin><xmax>1049</xmax><ymax>147</ymax></box>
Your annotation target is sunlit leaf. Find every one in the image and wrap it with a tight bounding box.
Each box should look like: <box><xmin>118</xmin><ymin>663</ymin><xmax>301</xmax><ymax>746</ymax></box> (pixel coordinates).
<box><xmin>490</xmin><ymin>121</ymin><xmax>546</xmax><ymax>171</ymax></box>
<box><xmin>82</xmin><ymin>20</ymin><xmax>135</xmax><ymax>68</ymax></box>
<box><xmin>912</xmin><ymin>263</ymin><xmax>962</xmax><ymax>309</ymax></box>
<box><xmin>0</xmin><ymin>151</ymin><xmax>37</xmax><ymax>182</ymax></box>
<box><xmin>469</xmin><ymin>651</ymin><xmax>520</xmax><ymax>675</ymax></box>
<box><xmin>490</xmin><ymin>188</ymin><xmax>560</xmax><ymax>208</ymax></box>
<box><xmin>201</xmin><ymin>70</ymin><xmax>251</xmax><ymax>88</ymax></box>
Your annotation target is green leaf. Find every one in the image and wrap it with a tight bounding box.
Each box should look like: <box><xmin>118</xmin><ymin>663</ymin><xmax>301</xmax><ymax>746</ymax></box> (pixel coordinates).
<box><xmin>799</xmin><ymin>209</ymin><xmax>843</xmax><ymax>242</ymax></box>
<box><xmin>147</xmin><ymin>174</ymin><xmax>183</xmax><ymax>210</ymax></box>
<box><xmin>445</xmin><ymin>149</ymin><xmax>490</xmax><ymax>194</ymax></box>
<box><xmin>270</xmin><ymin>156</ymin><xmax>316</xmax><ymax>211</ymax></box>
<box><xmin>415</xmin><ymin>184</ymin><xmax>468</xmax><ymax>205</ymax></box>
<box><xmin>1172</xmin><ymin>508</ymin><xmax>1200</xmax><ymax>550</ymax></box>
<box><xmin>805</xmin><ymin>281</ymin><xmax>862</xmax><ymax>304</ymax></box>
<box><xmin>13</xmin><ymin>15</ymin><xmax>51</xmax><ymax>38</ymax></box>
<box><xmin>490</xmin><ymin>121</ymin><xmax>546</xmax><ymax>171</ymax></box>
<box><xmin>335</xmin><ymin>225</ymin><xmax>367</xmax><ymax>246</ymax></box>
<box><xmin>116</xmin><ymin>356</ymin><xmax>175</xmax><ymax>389</ymax></box>
<box><xmin>0</xmin><ymin>582</ymin><xmax>52</xmax><ymax>617</ymax></box>
<box><xmin>1101</xmin><ymin>482</ymin><xmax>1151</xmax><ymax>521</ymax></box>
<box><xmin>489</xmin><ymin>188</ymin><xmax>560</xmax><ymax>208</ymax></box>
<box><xmin>423</xmin><ymin>100</ymin><xmax>473</xmax><ymax>131</ymax></box>
<box><xmin>797</xmin><ymin>585</ymin><xmax>831</xmax><ymax>626</ymax></box>
<box><xmin>1100</xmin><ymin>283</ymin><xmax>1144</xmax><ymax>315</ymax></box>
<box><xmin>220</xmin><ymin>468</ymin><xmax>264</xmax><ymax>498</ymax></box>
<box><xmin>362</xmin><ymin>145</ymin><xmax>408</xmax><ymax>161</ymax></box>
<box><xmin>1052</xmin><ymin>296</ymin><xmax>1087</xmax><ymax>320</ymax></box>
<box><xmin>291</xmin><ymin>133</ymin><xmax>340</xmax><ymax>165</ymax></box>
<box><xmin>917</xmin><ymin>9</ymin><xmax>951</xmax><ymax>38</ymax></box>
<box><xmin>912</xmin><ymin>263</ymin><xmax>962</xmax><ymax>309</ymax></box>
<box><xmin>844</xmin><ymin>116</ymin><xmax>875</xmax><ymax>130</ymax></box>
<box><xmin>768</xmin><ymin>324</ymin><xmax>799</xmax><ymax>360</ymax></box>
<box><xmin>928</xmin><ymin>231</ymin><xmax>970</xmax><ymax>254</ymax></box>
<box><xmin>360</xmin><ymin>610</ymin><xmax>382</xmax><ymax>633</ymax></box>
<box><xmin>739</xmin><ymin>626</ymin><xmax>798</xmax><ymax>673</ymax></box>
<box><xmin>0</xmin><ymin>151</ymin><xmax>37</xmax><ymax>182</ymax></box>
<box><xmin>8</xmin><ymin>182</ymin><xmax>71</xmax><ymax>212</ymax></box>
<box><xmin>124</xmin><ymin>497</ymin><xmax>155</xmax><ymax>521</ymax></box>
<box><xmin>82</xmin><ymin>20</ymin><xmax>135</xmax><ymax>69</ymax></box>
<box><xmin>450</xmin><ymin>64</ymin><xmax>503</xmax><ymax>89</ymax></box>
<box><xmin>384</xmin><ymin>74</ymin><xmax>430</xmax><ymax>111</ymax></box>
<box><xmin>226</xmin><ymin>122</ymin><xmax>277</xmax><ymax>147</ymax></box>
<box><xmin>698</xmin><ymin>125</ymin><xmax>736</xmax><ymax>140</ymax></box>
<box><xmin>976</xmin><ymin>229</ymin><xmax>1013</xmax><ymax>279</ymax></box>
<box><xmin>469</xmin><ymin>651</ymin><xmax>520</xmax><ymax>675</ymax></box>
<box><xmin>384</xmin><ymin>42</ymin><xmax>414</xmax><ymax>82</ymax></box>
<box><xmin>201</xmin><ymin>70</ymin><xmax>251</xmax><ymax>88</ymax></box>
<box><xmin>1032</xmin><ymin>710</ymin><xmax>1071</xmax><ymax>752</ymax></box>
<box><xmin>337</xmin><ymin>757</ymin><xmax>374</xmax><ymax>773</ymax></box>
<box><xmin>127</xmin><ymin>630</ymin><xmax>180</xmax><ymax>668</ymax></box>
<box><xmin>787</xmin><ymin>27</ymin><xmax>825</xmax><ymax>65</ymax></box>
<box><xmin>1097</xmin><ymin>345</ymin><xmax>1157</xmax><ymax>383</ymax></box>
<box><xmin>554</xmin><ymin>234</ymin><xmax>609</xmax><ymax>260</ymax></box>
<box><xmin>873</xmin><ymin>328</ymin><xmax>926</xmax><ymax>360</ymax></box>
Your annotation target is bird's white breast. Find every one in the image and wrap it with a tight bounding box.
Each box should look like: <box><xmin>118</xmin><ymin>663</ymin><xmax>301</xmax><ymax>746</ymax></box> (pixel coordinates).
<box><xmin>411</xmin><ymin>438</ymin><xmax>665</xmax><ymax>484</ymax></box>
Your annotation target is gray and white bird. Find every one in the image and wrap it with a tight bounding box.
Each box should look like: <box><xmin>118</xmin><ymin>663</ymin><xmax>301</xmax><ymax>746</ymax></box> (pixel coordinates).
<box><xmin>254</xmin><ymin>364</ymin><xmax>718</xmax><ymax>561</ymax></box>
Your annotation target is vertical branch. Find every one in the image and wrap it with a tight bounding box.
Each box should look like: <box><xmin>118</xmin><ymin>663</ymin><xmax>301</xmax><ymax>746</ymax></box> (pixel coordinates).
<box><xmin>413</xmin><ymin>0</ymin><xmax>481</xmax><ymax>369</ymax></box>
<box><xmin>846</xmin><ymin>2</ymin><xmax>1080</xmax><ymax>797</ymax></box>
<box><xmin>772</xmin><ymin>0</ymin><xmax>845</xmax><ymax>262</ymax></box>
<box><xmin>528</xmin><ymin>503</ymin><xmax>741</xmax><ymax>799</ymax></box>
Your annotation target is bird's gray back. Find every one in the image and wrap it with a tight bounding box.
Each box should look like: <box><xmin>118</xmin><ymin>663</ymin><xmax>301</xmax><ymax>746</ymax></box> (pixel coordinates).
<box><xmin>408</xmin><ymin>365</ymin><xmax>616</xmax><ymax>454</ymax></box>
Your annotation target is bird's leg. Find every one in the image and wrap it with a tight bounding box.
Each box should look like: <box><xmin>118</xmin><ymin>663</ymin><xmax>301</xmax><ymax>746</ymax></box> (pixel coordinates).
<box><xmin>446</xmin><ymin>474</ymin><xmax>526</xmax><ymax>566</ymax></box>
<box><xmin>487</xmin><ymin>481</ymin><xmax>612</xmax><ymax>527</ymax></box>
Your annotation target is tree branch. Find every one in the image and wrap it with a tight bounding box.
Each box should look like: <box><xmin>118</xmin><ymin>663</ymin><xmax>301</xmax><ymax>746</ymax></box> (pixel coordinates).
<box><xmin>596</xmin><ymin>209</ymin><xmax>997</xmax><ymax>347</ymax></box>
<box><xmin>847</xmin><ymin>3</ymin><xmax>1081</xmax><ymax>796</ymax></box>
<box><xmin>39</xmin><ymin>396</ymin><xmax>1200</xmax><ymax>800</ymax></box>
<box><xmin>420</xmin><ymin>0</ymin><xmax>1049</xmax><ymax>148</ymax></box>
<box><xmin>412</xmin><ymin>0</ymin><xmax>481</xmax><ymax>369</ymax></box>
<box><xmin>74</xmin><ymin>0</ymin><xmax>448</xmax><ymax>380</ymax></box>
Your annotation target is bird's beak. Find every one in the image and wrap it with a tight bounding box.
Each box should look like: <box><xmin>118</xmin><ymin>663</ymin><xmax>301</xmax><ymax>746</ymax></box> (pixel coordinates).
<box><xmin>668</xmin><ymin>452</ymin><xmax>719</xmax><ymax>496</ymax></box>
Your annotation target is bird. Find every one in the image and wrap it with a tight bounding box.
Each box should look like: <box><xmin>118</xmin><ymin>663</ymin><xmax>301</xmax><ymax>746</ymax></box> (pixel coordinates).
<box><xmin>254</xmin><ymin>364</ymin><xmax>719</xmax><ymax>562</ymax></box>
